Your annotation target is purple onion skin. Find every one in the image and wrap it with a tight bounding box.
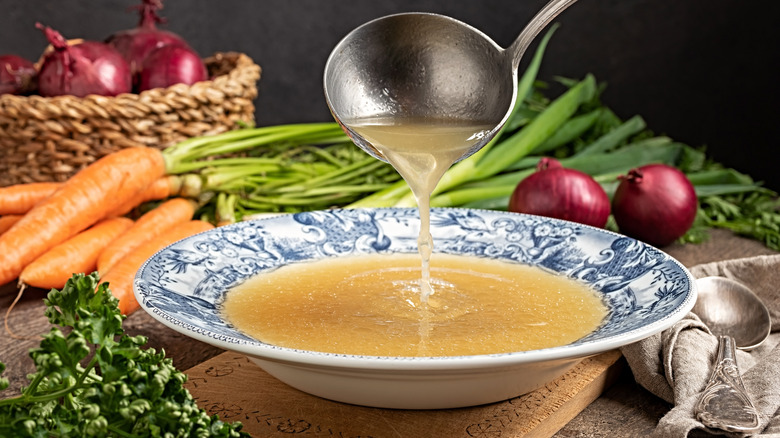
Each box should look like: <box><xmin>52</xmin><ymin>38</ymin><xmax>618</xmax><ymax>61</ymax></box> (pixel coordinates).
<box><xmin>137</xmin><ymin>44</ymin><xmax>207</xmax><ymax>91</ymax></box>
<box><xmin>106</xmin><ymin>0</ymin><xmax>188</xmax><ymax>80</ymax></box>
<box><xmin>37</xmin><ymin>26</ymin><xmax>133</xmax><ymax>98</ymax></box>
<box><xmin>107</xmin><ymin>28</ymin><xmax>188</xmax><ymax>76</ymax></box>
<box><xmin>612</xmin><ymin>164</ymin><xmax>698</xmax><ymax>247</ymax></box>
<box><xmin>509</xmin><ymin>158</ymin><xmax>611</xmax><ymax>228</ymax></box>
<box><xmin>0</xmin><ymin>55</ymin><xmax>37</xmax><ymax>95</ymax></box>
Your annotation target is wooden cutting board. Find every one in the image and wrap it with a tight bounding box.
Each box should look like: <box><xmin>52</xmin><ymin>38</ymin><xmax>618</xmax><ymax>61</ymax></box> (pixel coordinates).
<box><xmin>184</xmin><ymin>349</ymin><xmax>624</xmax><ymax>438</ymax></box>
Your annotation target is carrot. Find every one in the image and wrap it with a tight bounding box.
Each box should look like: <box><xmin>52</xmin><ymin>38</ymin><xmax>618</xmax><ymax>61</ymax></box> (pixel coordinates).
<box><xmin>0</xmin><ymin>182</ymin><xmax>61</xmax><ymax>215</ymax></box>
<box><xmin>0</xmin><ymin>175</ymin><xmax>184</xmax><ymax>218</ymax></box>
<box><xmin>105</xmin><ymin>175</ymin><xmax>185</xmax><ymax>218</ymax></box>
<box><xmin>100</xmin><ymin>219</ymin><xmax>214</xmax><ymax>314</ymax></box>
<box><xmin>0</xmin><ymin>147</ymin><xmax>166</xmax><ymax>286</ymax></box>
<box><xmin>97</xmin><ymin>197</ymin><xmax>196</xmax><ymax>275</ymax></box>
<box><xmin>19</xmin><ymin>217</ymin><xmax>133</xmax><ymax>290</ymax></box>
<box><xmin>0</xmin><ymin>215</ymin><xmax>23</xmax><ymax>235</ymax></box>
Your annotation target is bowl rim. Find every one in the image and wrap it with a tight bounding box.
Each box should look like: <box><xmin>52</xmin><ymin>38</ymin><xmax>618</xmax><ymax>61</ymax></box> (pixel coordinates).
<box><xmin>135</xmin><ymin>207</ymin><xmax>698</xmax><ymax>371</ymax></box>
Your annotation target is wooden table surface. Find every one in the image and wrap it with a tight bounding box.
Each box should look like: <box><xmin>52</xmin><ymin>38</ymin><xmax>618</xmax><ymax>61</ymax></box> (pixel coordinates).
<box><xmin>1</xmin><ymin>228</ymin><xmax>776</xmax><ymax>437</ymax></box>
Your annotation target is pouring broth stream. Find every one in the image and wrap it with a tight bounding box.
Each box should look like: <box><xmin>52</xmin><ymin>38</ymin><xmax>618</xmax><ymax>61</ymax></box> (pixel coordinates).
<box><xmin>348</xmin><ymin>116</ymin><xmax>493</xmax><ymax>301</ymax></box>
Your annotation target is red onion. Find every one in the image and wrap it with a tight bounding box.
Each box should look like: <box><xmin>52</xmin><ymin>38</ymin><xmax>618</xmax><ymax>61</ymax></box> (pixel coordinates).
<box><xmin>509</xmin><ymin>158</ymin><xmax>611</xmax><ymax>228</ymax></box>
<box><xmin>0</xmin><ymin>55</ymin><xmax>37</xmax><ymax>95</ymax></box>
<box><xmin>612</xmin><ymin>164</ymin><xmax>698</xmax><ymax>247</ymax></box>
<box><xmin>106</xmin><ymin>0</ymin><xmax>189</xmax><ymax>78</ymax></box>
<box><xmin>136</xmin><ymin>44</ymin><xmax>207</xmax><ymax>91</ymax></box>
<box><xmin>36</xmin><ymin>23</ymin><xmax>132</xmax><ymax>97</ymax></box>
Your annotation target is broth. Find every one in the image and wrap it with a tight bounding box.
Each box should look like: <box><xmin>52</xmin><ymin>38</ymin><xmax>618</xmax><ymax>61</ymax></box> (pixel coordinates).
<box><xmin>349</xmin><ymin>117</ymin><xmax>492</xmax><ymax>301</ymax></box>
<box><xmin>222</xmin><ymin>253</ymin><xmax>607</xmax><ymax>357</ymax></box>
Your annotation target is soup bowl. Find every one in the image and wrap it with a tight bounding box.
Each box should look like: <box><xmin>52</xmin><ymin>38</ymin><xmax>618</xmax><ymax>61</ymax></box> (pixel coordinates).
<box><xmin>135</xmin><ymin>208</ymin><xmax>696</xmax><ymax>409</ymax></box>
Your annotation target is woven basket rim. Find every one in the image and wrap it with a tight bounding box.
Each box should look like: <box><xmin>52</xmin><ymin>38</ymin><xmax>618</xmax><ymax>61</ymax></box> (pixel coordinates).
<box><xmin>0</xmin><ymin>51</ymin><xmax>259</xmax><ymax>108</ymax></box>
<box><xmin>0</xmin><ymin>51</ymin><xmax>260</xmax><ymax>187</ymax></box>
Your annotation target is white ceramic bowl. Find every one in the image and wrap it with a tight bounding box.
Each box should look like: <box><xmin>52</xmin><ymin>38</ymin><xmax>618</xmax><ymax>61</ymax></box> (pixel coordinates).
<box><xmin>135</xmin><ymin>208</ymin><xmax>696</xmax><ymax>409</ymax></box>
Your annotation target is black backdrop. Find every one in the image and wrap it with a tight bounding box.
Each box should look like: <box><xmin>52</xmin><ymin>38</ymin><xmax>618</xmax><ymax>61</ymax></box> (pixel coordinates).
<box><xmin>3</xmin><ymin>0</ymin><xmax>778</xmax><ymax>189</ymax></box>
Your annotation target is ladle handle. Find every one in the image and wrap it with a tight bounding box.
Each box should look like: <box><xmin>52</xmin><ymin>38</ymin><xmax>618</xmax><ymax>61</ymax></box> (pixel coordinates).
<box><xmin>508</xmin><ymin>0</ymin><xmax>579</xmax><ymax>71</ymax></box>
<box><xmin>694</xmin><ymin>335</ymin><xmax>761</xmax><ymax>434</ymax></box>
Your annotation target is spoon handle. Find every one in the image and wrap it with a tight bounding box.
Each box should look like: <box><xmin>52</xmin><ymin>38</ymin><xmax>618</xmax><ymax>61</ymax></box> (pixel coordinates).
<box><xmin>508</xmin><ymin>0</ymin><xmax>579</xmax><ymax>70</ymax></box>
<box><xmin>694</xmin><ymin>335</ymin><xmax>761</xmax><ymax>434</ymax></box>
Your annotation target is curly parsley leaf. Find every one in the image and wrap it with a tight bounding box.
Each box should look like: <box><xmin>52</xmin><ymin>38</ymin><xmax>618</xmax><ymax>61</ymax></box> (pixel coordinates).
<box><xmin>0</xmin><ymin>272</ymin><xmax>249</xmax><ymax>437</ymax></box>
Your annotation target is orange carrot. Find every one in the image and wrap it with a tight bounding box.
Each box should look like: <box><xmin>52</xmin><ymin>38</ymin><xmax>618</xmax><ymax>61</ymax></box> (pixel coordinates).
<box><xmin>19</xmin><ymin>217</ymin><xmax>133</xmax><ymax>290</ymax></box>
<box><xmin>100</xmin><ymin>219</ymin><xmax>214</xmax><ymax>314</ymax></box>
<box><xmin>0</xmin><ymin>147</ymin><xmax>166</xmax><ymax>286</ymax></box>
<box><xmin>105</xmin><ymin>175</ymin><xmax>185</xmax><ymax>218</ymax></box>
<box><xmin>98</xmin><ymin>197</ymin><xmax>196</xmax><ymax>275</ymax></box>
<box><xmin>0</xmin><ymin>176</ymin><xmax>184</xmax><ymax>218</ymax></box>
<box><xmin>0</xmin><ymin>182</ymin><xmax>61</xmax><ymax>215</ymax></box>
<box><xmin>0</xmin><ymin>215</ymin><xmax>23</xmax><ymax>235</ymax></box>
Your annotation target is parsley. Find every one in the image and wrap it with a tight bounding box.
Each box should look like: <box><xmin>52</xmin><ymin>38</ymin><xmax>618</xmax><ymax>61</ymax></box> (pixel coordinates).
<box><xmin>699</xmin><ymin>192</ymin><xmax>780</xmax><ymax>250</ymax></box>
<box><xmin>0</xmin><ymin>273</ymin><xmax>249</xmax><ymax>437</ymax></box>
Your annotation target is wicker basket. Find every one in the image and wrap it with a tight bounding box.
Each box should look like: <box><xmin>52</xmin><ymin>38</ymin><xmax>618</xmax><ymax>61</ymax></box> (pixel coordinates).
<box><xmin>0</xmin><ymin>52</ymin><xmax>261</xmax><ymax>186</ymax></box>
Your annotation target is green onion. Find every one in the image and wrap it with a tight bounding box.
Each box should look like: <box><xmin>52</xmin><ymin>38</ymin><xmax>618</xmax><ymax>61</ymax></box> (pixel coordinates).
<box><xmin>574</xmin><ymin>115</ymin><xmax>646</xmax><ymax>156</ymax></box>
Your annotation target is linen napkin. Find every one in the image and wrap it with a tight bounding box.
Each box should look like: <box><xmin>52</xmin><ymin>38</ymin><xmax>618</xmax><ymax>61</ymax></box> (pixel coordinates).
<box><xmin>621</xmin><ymin>254</ymin><xmax>780</xmax><ymax>437</ymax></box>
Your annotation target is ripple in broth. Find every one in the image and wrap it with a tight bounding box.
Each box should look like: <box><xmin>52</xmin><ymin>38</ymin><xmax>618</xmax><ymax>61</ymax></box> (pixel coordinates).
<box><xmin>221</xmin><ymin>253</ymin><xmax>608</xmax><ymax>357</ymax></box>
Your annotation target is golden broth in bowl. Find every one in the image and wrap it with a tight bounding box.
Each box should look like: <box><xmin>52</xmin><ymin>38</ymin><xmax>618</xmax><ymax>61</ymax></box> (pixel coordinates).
<box><xmin>136</xmin><ymin>207</ymin><xmax>697</xmax><ymax>409</ymax></box>
<box><xmin>221</xmin><ymin>253</ymin><xmax>607</xmax><ymax>357</ymax></box>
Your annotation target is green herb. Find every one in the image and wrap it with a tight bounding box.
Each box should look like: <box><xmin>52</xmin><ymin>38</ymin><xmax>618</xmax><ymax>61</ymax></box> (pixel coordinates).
<box><xmin>691</xmin><ymin>191</ymin><xmax>780</xmax><ymax>249</ymax></box>
<box><xmin>0</xmin><ymin>273</ymin><xmax>249</xmax><ymax>437</ymax></box>
<box><xmin>157</xmin><ymin>124</ymin><xmax>404</xmax><ymax>219</ymax></box>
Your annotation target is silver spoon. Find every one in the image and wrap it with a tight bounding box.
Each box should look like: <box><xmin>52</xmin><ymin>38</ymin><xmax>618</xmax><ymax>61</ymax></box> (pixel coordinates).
<box><xmin>693</xmin><ymin>276</ymin><xmax>772</xmax><ymax>434</ymax></box>
<box><xmin>323</xmin><ymin>0</ymin><xmax>578</xmax><ymax>163</ymax></box>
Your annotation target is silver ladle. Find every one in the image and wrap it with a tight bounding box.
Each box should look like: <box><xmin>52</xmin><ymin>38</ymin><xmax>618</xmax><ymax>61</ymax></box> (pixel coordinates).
<box><xmin>323</xmin><ymin>0</ymin><xmax>578</xmax><ymax>163</ymax></box>
<box><xmin>692</xmin><ymin>276</ymin><xmax>772</xmax><ymax>434</ymax></box>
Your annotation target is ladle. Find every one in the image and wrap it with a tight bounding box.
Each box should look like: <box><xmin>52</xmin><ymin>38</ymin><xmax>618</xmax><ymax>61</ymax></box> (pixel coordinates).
<box><xmin>323</xmin><ymin>0</ymin><xmax>578</xmax><ymax>163</ymax></box>
<box><xmin>692</xmin><ymin>276</ymin><xmax>772</xmax><ymax>434</ymax></box>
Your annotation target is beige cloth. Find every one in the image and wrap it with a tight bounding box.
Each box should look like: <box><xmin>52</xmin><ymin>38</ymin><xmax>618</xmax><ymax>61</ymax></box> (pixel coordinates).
<box><xmin>621</xmin><ymin>254</ymin><xmax>780</xmax><ymax>437</ymax></box>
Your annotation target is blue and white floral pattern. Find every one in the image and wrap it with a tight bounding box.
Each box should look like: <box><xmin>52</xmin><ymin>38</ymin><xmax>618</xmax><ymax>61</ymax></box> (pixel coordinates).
<box><xmin>135</xmin><ymin>208</ymin><xmax>695</xmax><ymax>357</ymax></box>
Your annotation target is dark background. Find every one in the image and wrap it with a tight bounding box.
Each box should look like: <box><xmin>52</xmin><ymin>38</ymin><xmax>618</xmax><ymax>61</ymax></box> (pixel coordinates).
<box><xmin>3</xmin><ymin>0</ymin><xmax>778</xmax><ymax>189</ymax></box>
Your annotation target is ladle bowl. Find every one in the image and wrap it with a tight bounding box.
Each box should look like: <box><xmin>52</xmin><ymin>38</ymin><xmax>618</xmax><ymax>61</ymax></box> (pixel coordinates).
<box><xmin>324</xmin><ymin>0</ymin><xmax>578</xmax><ymax>163</ymax></box>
